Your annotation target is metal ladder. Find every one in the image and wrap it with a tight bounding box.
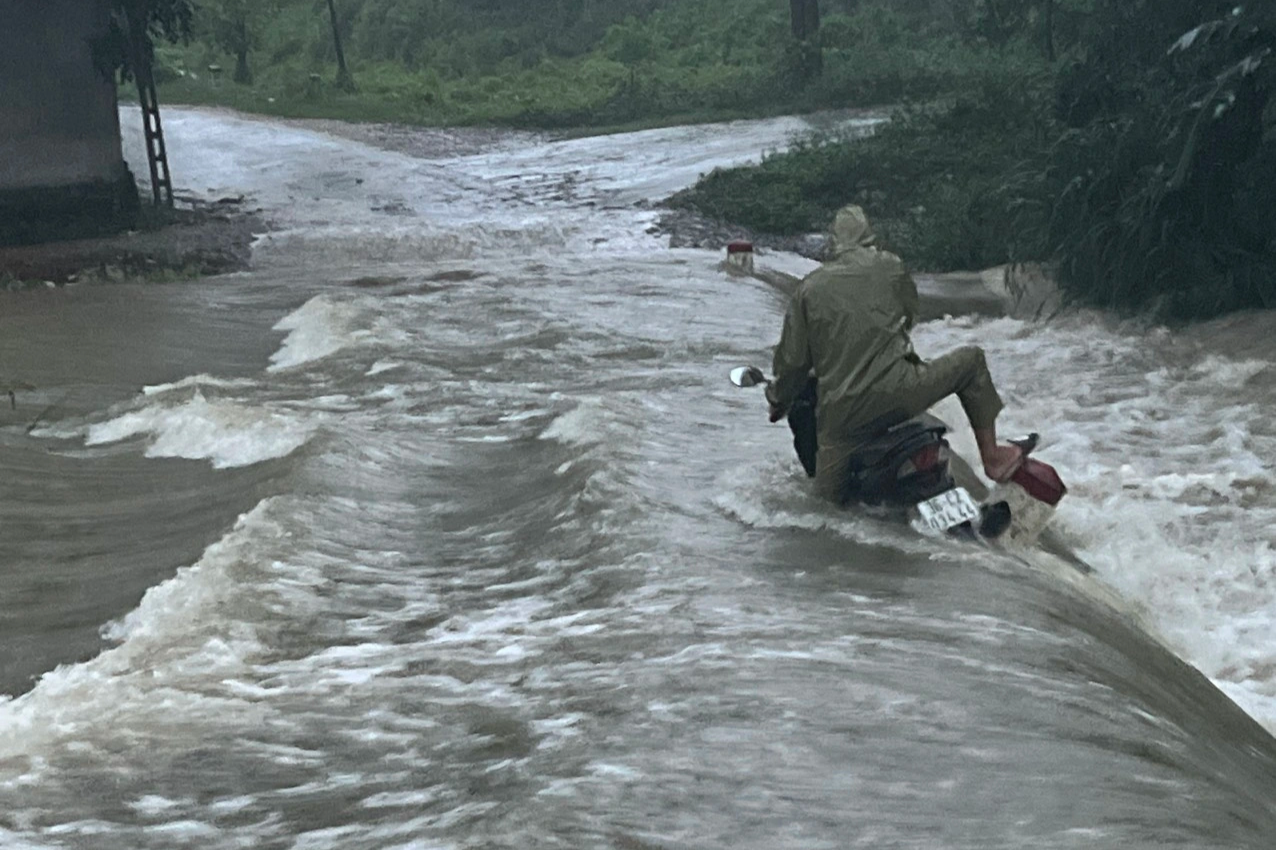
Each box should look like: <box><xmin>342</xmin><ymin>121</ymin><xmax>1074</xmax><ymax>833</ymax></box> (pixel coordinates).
<box><xmin>136</xmin><ymin>75</ymin><xmax>173</xmax><ymax>208</ymax></box>
<box><xmin>121</xmin><ymin>1</ymin><xmax>173</xmax><ymax>208</ymax></box>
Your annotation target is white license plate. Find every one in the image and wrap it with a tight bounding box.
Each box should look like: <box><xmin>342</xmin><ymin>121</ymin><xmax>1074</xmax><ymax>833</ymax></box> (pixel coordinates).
<box><xmin>916</xmin><ymin>487</ymin><xmax>980</xmax><ymax>533</ymax></box>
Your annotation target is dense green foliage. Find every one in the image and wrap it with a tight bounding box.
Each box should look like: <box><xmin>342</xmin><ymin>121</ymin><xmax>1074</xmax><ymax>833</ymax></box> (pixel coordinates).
<box><xmin>677</xmin><ymin>0</ymin><xmax>1276</xmax><ymax>319</ymax></box>
<box><xmin>95</xmin><ymin>0</ymin><xmax>195</xmax><ymax>80</ymax></box>
<box><xmin>670</xmin><ymin>58</ymin><xmax>1055</xmax><ymax>271</ymax></box>
<box><xmin>669</xmin><ymin>1</ymin><xmax>1072</xmax><ymax>262</ymax></box>
<box><xmin>1037</xmin><ymin>2</ymin><xmax>1276</xmax><ymax>317</ymax></box>
<box><xmin>200</xmin><ymin>0</ymin><xmax>280</xmax><ymax>84</ymax></box>
<box><xmin>152</xmin><ymin>0</ymin><xmax>1041</xmax><ymax>128</ymax></box>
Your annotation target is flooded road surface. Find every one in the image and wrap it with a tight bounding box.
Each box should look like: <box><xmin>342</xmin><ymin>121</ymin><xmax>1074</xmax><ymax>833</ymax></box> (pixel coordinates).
<box><xmin>0</xmin><ymin>107</ymin><xmax>1274</xmax><ymax>848</ymax></box>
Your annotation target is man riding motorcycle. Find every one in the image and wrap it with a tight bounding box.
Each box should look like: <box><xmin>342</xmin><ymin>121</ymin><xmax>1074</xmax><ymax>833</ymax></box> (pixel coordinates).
<box><xmin>764</xmin><ymin>205</ymin><xmax>1023</xmax><ymax>504</ymax></box>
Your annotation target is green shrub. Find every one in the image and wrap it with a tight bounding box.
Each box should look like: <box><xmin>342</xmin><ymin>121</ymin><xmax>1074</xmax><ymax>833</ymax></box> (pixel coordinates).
<box><xmin>1026</xmin><ymin>2</ymin><xmax>1276</xmax><ymax>319</ymax></box>
<box><xmin>157</xmin><ymin>0</ymin><xmax>1009</xmax><ymax>131</ymax></box>
<box><xmin>670</xmin><ymin>57</ymin><xmax>1055</xmax><ymax>271</ymax></box>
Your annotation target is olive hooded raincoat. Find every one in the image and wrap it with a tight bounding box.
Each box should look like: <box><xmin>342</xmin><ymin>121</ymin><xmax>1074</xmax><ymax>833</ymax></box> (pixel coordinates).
<box><xmin>765</xmin><ymin>205</ymin><xmax>1003</xmax><ymax>502</ymax></box>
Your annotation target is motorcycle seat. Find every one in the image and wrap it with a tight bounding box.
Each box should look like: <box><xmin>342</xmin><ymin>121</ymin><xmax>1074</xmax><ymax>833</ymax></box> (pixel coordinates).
<box><xmin>848</xmin><ymin>413</ymin><xmax>948</xmax><ymax>469</ymax></box>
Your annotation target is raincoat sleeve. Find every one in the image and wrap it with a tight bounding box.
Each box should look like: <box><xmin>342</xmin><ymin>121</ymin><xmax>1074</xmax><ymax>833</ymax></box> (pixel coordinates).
<box><xmin>894</xmin><ymin>260</ymin><xmax>919</xmax><ymax>331</ymax></box>
<box><xmin>766</xmin><ymin>289</ymin><xmax>812</xmax><ymax>413</ymax></box>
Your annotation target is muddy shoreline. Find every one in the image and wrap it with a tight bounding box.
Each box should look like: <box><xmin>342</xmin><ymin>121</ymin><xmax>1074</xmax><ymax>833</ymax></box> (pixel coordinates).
<box><xmin>0</xmin><ymin>195</ymin><xmax>266</xmax><ymax>287</ymax></box>
<box><xmin>283</xmin><ymin>117</ymin><xmax>545</xmax><ymax>160</ymax></box>
<box><xmin>647</xmin><ymin>206</ymin><xmax>826</xmax><ymax>258</ymax></box>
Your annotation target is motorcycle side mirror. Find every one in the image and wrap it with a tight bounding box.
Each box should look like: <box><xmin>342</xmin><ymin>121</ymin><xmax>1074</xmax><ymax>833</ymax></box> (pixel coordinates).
<box><xmin>729</xmin><ymin>366</ymin><xmax>768</xmax><ymax>388</ymax></box>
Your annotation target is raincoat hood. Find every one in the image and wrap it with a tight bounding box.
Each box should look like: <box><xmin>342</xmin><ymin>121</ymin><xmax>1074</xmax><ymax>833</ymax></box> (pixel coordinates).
<box><xmin>828</xmin><ymin>205</ymin><xmax>877</xmax><ymax>258</ymax></box>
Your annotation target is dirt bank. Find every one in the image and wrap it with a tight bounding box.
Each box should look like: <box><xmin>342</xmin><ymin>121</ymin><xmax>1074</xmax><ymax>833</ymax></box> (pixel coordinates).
<box><xmin>647</xmin><ymin>206</ymin><xmax>827</xmax><ymax>258</ymax></box>
<box><xmin>286</xmin><ymin>117</ymin><xmax>543</xmax><ymax>160</ymax></box>
<box><xmin>0</xmin><ymin>196</ymin><xmax>265</xmax><ymax>287</ymax></box>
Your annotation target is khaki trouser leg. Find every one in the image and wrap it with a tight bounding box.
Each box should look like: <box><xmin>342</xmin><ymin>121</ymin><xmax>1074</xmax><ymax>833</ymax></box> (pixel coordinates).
<box><xmin>891</xmin><ymin>345</ymin><xmax>1004</xmax><ymax>430</ymax></box>
<box><xmin>810</xmin><ymin>346</ymin><xmax>1003</xmax><ymax>504</ymax></box>
<box><xmin>814</xmin><ymin>442</ymin><xmax>856</xmax><ymax>504</ymax></box>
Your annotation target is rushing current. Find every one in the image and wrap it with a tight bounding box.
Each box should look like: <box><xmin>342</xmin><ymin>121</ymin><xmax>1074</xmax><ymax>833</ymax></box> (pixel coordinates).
<box><xmin>0</xmin><ymin>107</ymin><xmax>1274</xmax><ymax>849</ymax></box>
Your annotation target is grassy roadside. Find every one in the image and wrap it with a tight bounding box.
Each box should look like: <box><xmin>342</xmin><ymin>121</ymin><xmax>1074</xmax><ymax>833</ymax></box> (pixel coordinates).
<box><xmin>144</xmin><ymin>0</ymin><xmax>1011</xmax><ymax>133</ymax></box>
<box><xmin>668</xmin><ymin>56</ymin><xmax>1055</xmax><ymax>274</ymax></box>
<box><xmin>142</xmin><ymin>76</ymin><xmax>818</xmax><ymax>136</ymax></box>
<box><xmin>669</xmin><ymin>6</ymin><xmax>1276</xmax><ymax>319</ymax></box>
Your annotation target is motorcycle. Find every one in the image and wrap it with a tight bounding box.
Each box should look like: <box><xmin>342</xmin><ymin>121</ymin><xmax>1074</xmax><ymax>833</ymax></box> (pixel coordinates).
<box><xmin>729</xmin><ymin>365</ymin><xmax>1067</xmax><ymax>541</ymax></box>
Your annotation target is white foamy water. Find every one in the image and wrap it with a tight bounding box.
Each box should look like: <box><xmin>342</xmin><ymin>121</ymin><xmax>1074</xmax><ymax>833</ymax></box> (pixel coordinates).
<box><xmin>121</xmin><ymin>105</ymin><xmax>878</xmax><ymax>270</ymax></box>
<box><xmin>909</xmin><ymin>313</ymin><xmax>1276</xmax><ymax>729</ymax></box>
<box><xmin>228</xmin><ymin>102</ymin><xmax>1276</xmax><ymax>733</ymax></box>
<box><xmin>0</xmin><ymin>499</ymin><xmax>280</xmax><ymax>759</ymax></box>
<box><xmin>268</xmin><ymin>294</ymin><xmax>370</xmax><ymax>372</ymax></box>
<box><xmin>444</xmin><ymin>113</ymin><xmax>882</xmax><ymax>208</ymax></box>
<box><xmin>140</xmin><ymin>374</ymin><xmax>260</xmax><ymax>396</ymax></box>
<box><xmin>83</xmin><ymin>390</ymin><xmax>315</xmax><ymax>468</ymax></box>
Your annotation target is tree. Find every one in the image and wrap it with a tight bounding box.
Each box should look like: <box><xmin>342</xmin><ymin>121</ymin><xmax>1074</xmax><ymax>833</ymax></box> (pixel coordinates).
<box><xmin>602</xmin><ymin>14</ymin><xmax>655</xmax><ymax>80</ymax></box>
<box><xmin>324</xmin><ymin>0</ymin><xmax>356</xmax><ymax>91</ymax></box>
<box><xmin>955</xmin><ymin>0</ymin><xmax>1062</xmax><ymax>59</ymax></box>
<box><xmin>94</xmin><ymin>0</ymin><xmax>193</xmax><ymax>81</ymax></box>
<box><xmin>789</xmin><ymin>0</ymin><xmax>821</xmax><ymax>41</ymax></box>
<box><xmin>1042</xmin><ymin>0</ymin><xmax>1054</xmax><ymax>61</ymax></box>
<box><xmin>1036</xmin><ymin>1</ymin><xmax>1276</xmax><ymax>316</ymax></box>
<box><xmin>788</xmin><ymin>0</ymin><xmax>822</xmax><ymax>78</ymax></box>
<box><xmin>201</xmin><ymin>0</ymin><xmax>277</xmax><ymax>85</ymax></box>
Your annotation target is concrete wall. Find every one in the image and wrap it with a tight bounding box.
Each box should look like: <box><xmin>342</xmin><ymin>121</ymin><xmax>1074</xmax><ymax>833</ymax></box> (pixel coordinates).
<box><xmin>0</xmin><ymin>0</ymin><xmax>125</xmax><ymax>189</ymax></box>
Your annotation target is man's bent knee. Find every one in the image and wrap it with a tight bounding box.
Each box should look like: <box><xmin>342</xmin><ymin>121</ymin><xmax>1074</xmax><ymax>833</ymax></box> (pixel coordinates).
<box><xmin>951</xmin><ymin>345</ymin><xmax>1002</xmax><ymax>429</ymax></box>
<box><xmin>950</xmin><ymin>345</ymin><xmax>988</xmax><ymax>374</ymax></box>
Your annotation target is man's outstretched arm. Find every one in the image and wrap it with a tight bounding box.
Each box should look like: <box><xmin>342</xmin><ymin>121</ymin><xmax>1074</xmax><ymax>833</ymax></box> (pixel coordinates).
<box><xmin>766</xmin><ymin>291</ymin><xmax>813</xmax><ymax>420</ymax></box>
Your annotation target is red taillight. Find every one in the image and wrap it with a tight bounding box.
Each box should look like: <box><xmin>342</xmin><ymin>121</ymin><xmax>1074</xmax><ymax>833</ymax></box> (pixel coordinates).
<box><xmin>910</xmin><ymin>444</ymin><xmax>943</xmax><ymax>471</ymax></box>
<box><xmin>898</xmin><ymin>443</ymin><xmax>947</xmax><ymax>478</ymax></box>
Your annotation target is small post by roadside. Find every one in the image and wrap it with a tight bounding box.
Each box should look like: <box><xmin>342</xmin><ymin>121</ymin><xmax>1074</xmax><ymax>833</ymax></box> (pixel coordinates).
<box><xmin>722</xmin><ymin>240</ymin><xmax>803</xmax><ymax>295</ymax></box>
<box><xmin>726</xmin><ymin>240</ymin><xmax>755</xmax><ymax>273</ymax></box>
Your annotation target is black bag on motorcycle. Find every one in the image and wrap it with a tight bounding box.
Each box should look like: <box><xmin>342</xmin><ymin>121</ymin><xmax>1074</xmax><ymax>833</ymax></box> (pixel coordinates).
<box><xmin>787</xmin><ymin>377</ymin><xmax>819</xmax><ymax>478</ymax></box>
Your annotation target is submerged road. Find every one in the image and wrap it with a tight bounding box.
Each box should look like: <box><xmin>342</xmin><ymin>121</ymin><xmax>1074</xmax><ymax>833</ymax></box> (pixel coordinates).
<box><xmin>0</xmin><ymin>107</ymin><xmax>1273</xmax><ymax>848</ymax></box>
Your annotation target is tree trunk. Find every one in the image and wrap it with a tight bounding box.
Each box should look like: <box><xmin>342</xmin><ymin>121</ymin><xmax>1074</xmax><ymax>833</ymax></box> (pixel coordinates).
<box><xmin>985</xmin><ymin>0</ymin><xmax>1007</xmax><ymax>45</ymax></box>
<box><xmin>789</xmin><ymin>0</ymin><xmax>821</xmax><ymax>42</ymax></box>
<box><xmin>233</xmin><ymin>16</ymin><xmax>252</xmax><ymax>85</ymax></box>
<box><xmin>788</xmin><ymin>0</ymin><xmax>822</xmax><ymax>78</ymax></box>
<box><xmin>1043</xmin><ymin>0</ymin><xmax>1055</xmax><ymax>61</ymax></box>
<box><xmin>234</xmin><ymin>48</ymin><xmax>252</xmax><ymax>85</ymax></box>
<box><xmin>325</xmin><ymin>0</ymin><xmax>355</xmax><ymax>91</ymax></box>
<box><xmin>803</xmin><ymin>0</ymin><xmax>820</xmax><ymax>40</ymax></box>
